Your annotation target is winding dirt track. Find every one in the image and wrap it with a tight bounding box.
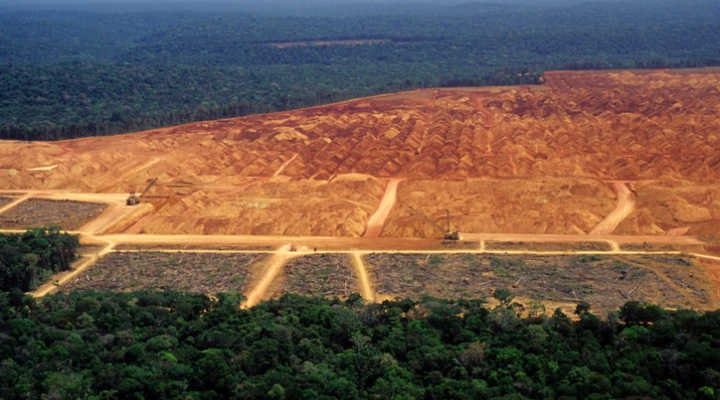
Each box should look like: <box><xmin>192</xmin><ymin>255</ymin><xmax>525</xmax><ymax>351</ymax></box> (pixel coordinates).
<box><xmin>590</xmin><ymin>182</ymin><xmax>636</xmax><ymax>235</ymax></box>
<box><xmin>364</xmin><ymin>179</ymin><xmax>402</xmax><ymax>237</ymax></box>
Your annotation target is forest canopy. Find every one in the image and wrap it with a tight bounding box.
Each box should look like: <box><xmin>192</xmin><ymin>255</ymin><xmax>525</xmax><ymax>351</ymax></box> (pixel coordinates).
<box><xmin>1</xmin><ymin>0</ymin><xmax>719</xmax><ymax>140</ymax></box>
<box><xmin>1</xmin><ymin>292</ymin><xmax>720</xmax><ymax>399</ymax></box>
<box><xmin>0</xmin><ymin>227</ymin><xmax>78</xmax><ymax>292</ymax></box>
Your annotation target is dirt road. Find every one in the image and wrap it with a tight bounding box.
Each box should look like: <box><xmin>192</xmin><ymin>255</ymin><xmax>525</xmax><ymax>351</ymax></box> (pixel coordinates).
<box><xmin>0</xmin><ymin>190</ymin><xmax>129</xmax><ymax>204</ymax></box>
<box><xmin>241</xmin><ymin>245</ymin><xmax>300</xmax><ymax>308</ymax></box>
<box><xmin>80</xmin><ymin>203</ymin><xmax>153</xmax><ymax>234</ymax></box>
<box><xmin>350</xmin><ymin>252</ymin><xmax>375</xmax><ymax>301</ymax></box>
<box><xmin>3</xmin><ymin>189</ymin><xmax>718</xmax><ymax>303</ymax></box>
<box><xmin>460</xmin><ymin>232</ymin><xmax>702</xmax><ymax>246</ymax></box>
<box><xmin>27</xmin><ymin>165</ymin><xmax>58</xmax><ymax>172</ymax></box>
<box><xmin>0</xmin><ymin>193</ymin><xmax>30</xmax><ymax>215</ymax></box>
<box><xmin>30</xmin><ymin>242</ymin><xmax>115</xmax><ymax>297</ymax></box>
<box><xmin>364</xmin><ymin>179</ymin><xmax>402</xmax><ymax>237</ymax></box>
<box><xmin>590</xmin><ymin>182</ymin><xmax>636</xmax><ymax>235</ymax></box>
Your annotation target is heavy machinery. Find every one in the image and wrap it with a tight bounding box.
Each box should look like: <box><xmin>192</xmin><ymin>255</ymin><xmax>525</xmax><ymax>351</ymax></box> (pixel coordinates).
<box><xmin>126</xmin><ymin>178</ymin><xmax>158</xmax><ymax>206</ymax></box>
<box><xmin>407</xmin><ymin>206</ymin><xmax>460</xmax><ymax>242</ymax></box>
<box><xmin>441</xmin><ymin>209</ymin><xmax>460</xmax><ymax>241</ymax></box>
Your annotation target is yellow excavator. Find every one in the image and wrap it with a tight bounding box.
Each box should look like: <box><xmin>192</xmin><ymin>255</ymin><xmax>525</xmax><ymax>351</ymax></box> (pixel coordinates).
<box><xmin>407</xmin><ymin>206</ymin><xmax>460</xmax><ymax>242</ymax></box>
<box><xmin>126</xmin><ymin>178</ymin><xmax>158</xmax><ymax>206</ymax></box>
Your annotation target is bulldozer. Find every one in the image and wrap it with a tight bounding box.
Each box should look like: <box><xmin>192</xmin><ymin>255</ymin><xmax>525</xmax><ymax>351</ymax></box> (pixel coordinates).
<box><xmin>407</xmin><ymin>206</ymin><xmax>460</xmax><ymax>242</ymax></box>
<box><xmin>126</xmin><ymin>178</ymin><xmax>158</xmax><ymax>206</ymax></box>
<box><xmin>441</xmin><ymin>209</ymin><xmax>461</xmax><ymax>241</ymax></box>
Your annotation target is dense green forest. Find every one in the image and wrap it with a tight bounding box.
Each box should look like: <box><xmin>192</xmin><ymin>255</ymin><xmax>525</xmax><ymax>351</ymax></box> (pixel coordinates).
<box><xmin>1</xmin><ymin>0</ymin><xmax>719</xmax><ymax>140</ymax></box>
<box><xmin>0</xmin><ymin>290</ymin><xmax>719</xmax><ymax>399</ymax></box>
<box><xmin>0</xmin><ymin>227</ymin><xmax>79</xmax><ymax>292</ymax></box>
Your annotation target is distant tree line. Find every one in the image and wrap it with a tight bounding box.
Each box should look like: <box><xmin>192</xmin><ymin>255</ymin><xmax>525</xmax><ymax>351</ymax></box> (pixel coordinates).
<box><xmin>0</xmin><ymin>0</ymin><xmax>719</xmax><ymax>140</ymax></box>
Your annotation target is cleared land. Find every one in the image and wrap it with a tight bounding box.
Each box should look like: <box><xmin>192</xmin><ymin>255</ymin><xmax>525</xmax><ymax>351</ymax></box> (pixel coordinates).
<box><xmin>3</xmin><ymin>68</ymin><xmax>720</xmax><ymax>308</ymax></box>
<box><xmin>383</xmin><ymin>178</ymin><xmax>617</xmax><ymax>236</ymax></box>
<box><xmin>266</xmin><ymin>254</ymin><xmax>359</xmax><ymax>299</ymax></box>
<box><xmin>485</xmin><ymin>241</ymin><xmax>612</xmax><ymax>251</ymax></box>
<box><xmin>61</xmin><ymin>252</ymin><xmax>260</xmax><ymax>293</ymax></box>
<box><xmin>1</xmin><ymin>70</ymin><xmax>719</xmax><ymax>238</ymax></box>
<box><xmin>364</xmin><ymin>254</ymin><xmax>714</xmax><ymax>314</ymax></box>
<box><xmin>120</xmin><ymin>177</ymin><xmax>386</xmax><ymax>235</ymax></box>
<box><xmin>615</xmin><ymin>180</ymin><xmax>720</xmax><ymax>237</ymax></box>
<box><xmin>619</xmin><ymin>243</ymin><xmax>707</xmax><ymax>252</ymax></box>
<box><xmin>0</xmin><ymin>196</ymin><xmax>13</xmax><ymax>208</ymax></box>
<box><xmin>0</xmin><ymin>199</ymin><xmax>107</xmax><ymax>230</ymax></box>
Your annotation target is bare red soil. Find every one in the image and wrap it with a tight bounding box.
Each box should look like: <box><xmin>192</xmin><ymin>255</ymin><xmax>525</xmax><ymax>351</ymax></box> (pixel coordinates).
<box><xmin>1</xmin><ymin>69</ymin><xmax>719</xmax><ymax>237</ymax></box>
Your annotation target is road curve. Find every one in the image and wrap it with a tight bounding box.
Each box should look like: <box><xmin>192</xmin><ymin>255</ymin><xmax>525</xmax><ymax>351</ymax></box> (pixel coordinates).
<box><xmin>590</xmin><ymin>182</ymin><xmax>636</xmax><ymax>235</ymax></box>
<box><xmin>364</xmin><ymin>178</ymin><xmax>402</xmax><ymax>237</ymax></box>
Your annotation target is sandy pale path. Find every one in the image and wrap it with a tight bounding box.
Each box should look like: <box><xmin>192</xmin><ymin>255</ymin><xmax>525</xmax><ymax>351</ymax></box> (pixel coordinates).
<box><xmin>364</xmin><ymin>179</ymin><xmax>402</xmax><ymax>237</ymax></box>
<box><xmin>590</xmin><ymin>182</ymin><xmax>636</xmax><ymax>235</ymax></box>
<box><xmin>350</xmin><ymin>252</ymin><xmax>375</xmax><ymax>301</ymax></box>
<box><xmin>241</xmin><ymin>245</ymin><xmax>300</xmax><ymax>308</ymax></box>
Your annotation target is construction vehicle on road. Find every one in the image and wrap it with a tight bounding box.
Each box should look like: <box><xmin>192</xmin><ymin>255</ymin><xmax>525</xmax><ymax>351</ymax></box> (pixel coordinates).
<box><xmin>407</xmin><ymin>206</ymin><xmax>460</xmax><ymax>242</ymax></box>
<box><xmin>127</xmin><ymin>178</ymin><xmax>158</xmax><ymax>206</ymax></box>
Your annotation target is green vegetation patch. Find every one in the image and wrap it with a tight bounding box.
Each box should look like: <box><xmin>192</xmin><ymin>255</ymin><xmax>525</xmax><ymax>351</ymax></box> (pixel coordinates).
<box><xmin>1</xmin><ymin>292</ymin><xmax>719</xmax><ymax>399</ymax></box>
<box><xmin>0</xmin><ymin>228</ymin><xmax>79</xmax><ymax>292</ymax></box>
<box><xmin>2</xmin><ymin>1</ymin><xmax>719</xmax><ymax>140</ymax></box>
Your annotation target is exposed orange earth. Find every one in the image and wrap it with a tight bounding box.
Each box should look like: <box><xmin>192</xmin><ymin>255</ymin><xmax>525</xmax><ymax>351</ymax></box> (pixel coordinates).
<box><xmin>1</xmin><ymin>69</ymin><xmax>719</xmax><ymax>238</ymax></box>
